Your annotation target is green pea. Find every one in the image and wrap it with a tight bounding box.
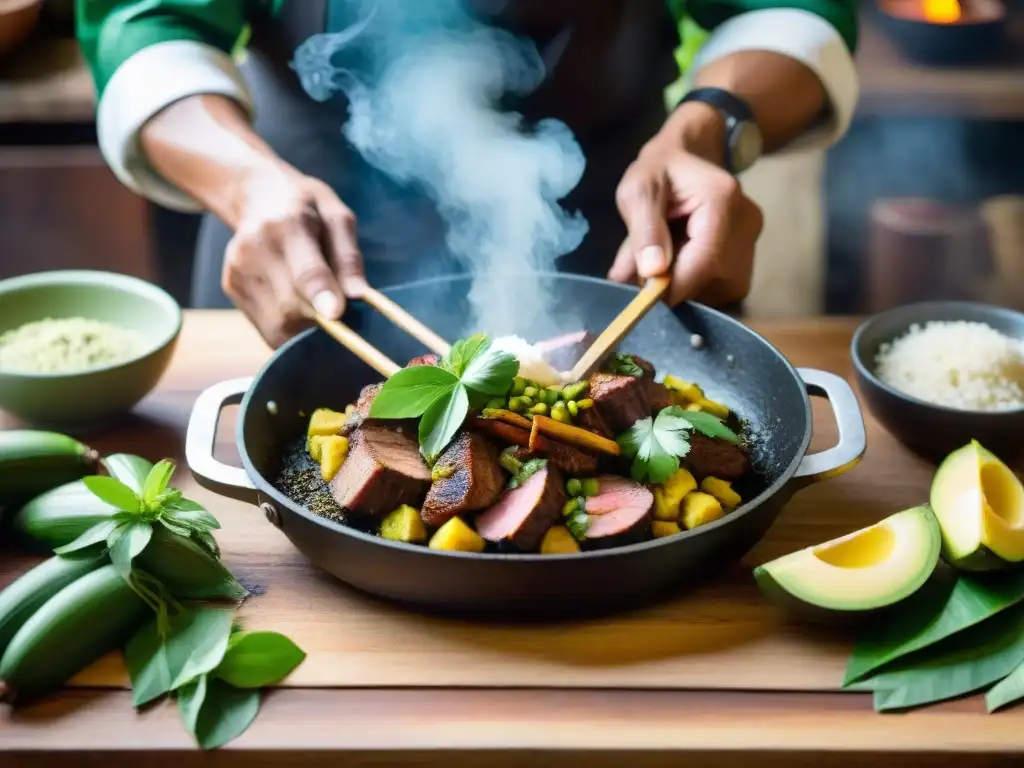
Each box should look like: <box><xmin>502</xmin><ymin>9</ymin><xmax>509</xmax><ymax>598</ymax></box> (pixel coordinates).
<box><xmin>519</xmin><ymin>395</ymin><xmax>534</xmax><ymax>407</ymax></box>
<box><xmin>567</xmin><ymin>400</ymin><xmax>579</xmax><ymax>417</ymax></box>
<box><xmin>523</xmin><ymin>386</ymin><xmax>539</xmax><ymax>399</ymax></box>
<box><xmin>576</xmin><ymin>398</ymin><xmax>594</xmax><ymax>410</ymax></box>
<box><xmin>486</xmin><ymin>398</ymin><xmax>507</xmax><ymax>410</ymax></box>
<box><xmin>581</xmin><ymin>478</ymin><xmax>600</xmax><ymax>497</ymax></box>
<box><xmin>511</xmin><ymin>377</ymin><xmax>529</xmax><ymax>396</ymax></box>
<box><xmin>550</xmin><ymin>405</ymin><xmax>571</xmax><ymax>424</ymax></box>
<box><xmin>508</xmin><ymin>397</ymin><xmax>525</xmax><ymax>413</ymax></box>
<box><xmin>530</xmin><ymin>402</ymin><xmax>548</xmax><ymax>416</ymax></box>
<box><xmin>566</xmin><ymin>478</ymin><xmax>583</xmax><ymax>497</ymax></box>
<box><xmin>562</xmin><ymin>381</ymin><xmax>589</xmax><ymax>401</ymax></box>
<box><xmin>562</xmin><ymin>498</ymin><xmax>579</xmax><ymax>516</ymax></box>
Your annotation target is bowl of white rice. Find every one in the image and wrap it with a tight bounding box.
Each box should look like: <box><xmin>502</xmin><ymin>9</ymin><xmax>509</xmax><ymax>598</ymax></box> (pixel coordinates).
<box><xmin>0</xmin><ymin>270</ymin><xmax>181</xmax><ymax>431</ymax></box>
<box><xmin>851</xmin><ymin>301</ymin><xmax>1024</xmax><ymax>463</ymax></box>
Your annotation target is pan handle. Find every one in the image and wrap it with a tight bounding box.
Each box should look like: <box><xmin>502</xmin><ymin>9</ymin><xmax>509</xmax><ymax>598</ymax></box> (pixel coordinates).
<box><xmin>185</xmin><ymin>377</ymin><xmax>260</xmax><ymax>503</ymax></box>
<box><xmin>792</xmin><ymin>368</ymin><xmax>866</xmax><ymax>485</ymax></box>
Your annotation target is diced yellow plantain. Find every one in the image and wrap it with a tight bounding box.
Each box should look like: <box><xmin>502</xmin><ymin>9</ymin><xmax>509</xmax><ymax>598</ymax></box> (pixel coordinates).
<box><xmin>344</xmin><ymin>403</ymin><xmax>356</xmax><ymax>416</ymax></box>
<box><xmin>663</xmin><ymin>375</ymin><xmax>704</xmax><ymax>403</ymax></box>
<box><xmin>685</xmin><ymin>402</ymin><xmax>703</xmax><ymax>412</ymax></box>
<box><xmin>308</xmin><ymin>407</ymin><xmax>347</xmax><ymax>438</ymax></box>
<box><xmin>540</xmin><ymin>525</ymin><xmax>581</xmax><ymax>554</ymax></box>
<box><xmin>695</xmin><ymin>397</ymin><xmax>730</xmax><ymax>419</ymax></box>
<box><xmin>319</xmin><ymin>435</ymin><xmax>349</xmax><ymax>482</ymax></box>
<box><xmin>700</xmin><ymin>477</ymin><xmax>742</xmax><ymax>509</ymax></box>
<box><xmin>379</xmin><ymin>504</ymin><xmax>427</xmax><ymax>544</ymax></box>
<box><xmin>681</xmin><ymin>491</ymin><xmax>724</xmax><ymax>530</ymax></box>
<box><xmin>308</xmin><ymin>435</ymin><xmax>328</xmax><ymax>462</ymax></box>
<box><xmin>429</xmin><ymin>517</ymin><xmax>486</xmax><ymax>553</ymax></box>
<box><xmin>652</xmin><ymin>520</ymin><xmax>682</xmax><ymax>538</ymax></box>
<box><xmin>654</xmin><ymin>467</ymin><xmax>697</xmax><ymax>521</ymax></box>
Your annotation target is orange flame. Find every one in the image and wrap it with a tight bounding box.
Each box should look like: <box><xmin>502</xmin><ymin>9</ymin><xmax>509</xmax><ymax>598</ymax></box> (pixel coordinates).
<box><xmin>922</xmin><ymin>0</ymin><xmax>962</xmax><ymax>23</ymax></box>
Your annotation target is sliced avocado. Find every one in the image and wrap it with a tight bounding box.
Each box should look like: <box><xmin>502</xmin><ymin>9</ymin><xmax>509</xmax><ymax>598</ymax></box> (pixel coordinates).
<box><xmin>930</xmin><ymin>440</ymin><xmax>1024</xmax><ymax>572</ymax></box>
<box><xmin>754</xmin><ymin>506</ymin><xmax>941</xmax><ymax>618</ymax></box>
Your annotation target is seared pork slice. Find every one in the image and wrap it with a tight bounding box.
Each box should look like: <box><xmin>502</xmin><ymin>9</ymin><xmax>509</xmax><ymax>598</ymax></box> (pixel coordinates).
<box><xmin>534</xmin><ymin>330</ymin><xmax>596</xmax><ymax>371</ymax></box>
<box><xmin>476</xmin><ymin>464</ymin><xmax>567</xmax><ymax>551</ymax></box>
<box><xmin>340</xmin><ymin>382</ymin><xmax>383</xmax><ymax>435</ymax></box>
<box><xmin>407</xmin><ymin>354</ymin><xmax>440</xmax><ymax>367</ymax></box>
<box><xmin>583</xmin><ymin>476</ymin><xmax>653</xmax><ymax>544</ymax></box>
<box><xmin>574</xmin><ymin>406</ymin><xmax>613</xmax><ymax>439</ymax></box>
<box><xmin>512</xmin><ymin>442</ymin><xmax>598</xmax><ymax>477</ymax></box>
<box><xmin>645</xmin><ymin>380</ymin><xmax>674</xmax><ymax>412</ymax></box>
<box><xmin>685</xmin><ymin>433</ymin><xmax>751</xmax><ymax>481</ymax></box>
<box><xmin>330</xmin><ymin>424</ymin><xmax>432</xmax><ymax>517</ymax></box>
<box><xmin>421</xmin><ymin>431</ymin><xmax>505</xmax><ymax>527</ymax></box>
<box><xmin>588</xmin><ymin>373</ymin><xmax>651</xmax><ymax>434</ymax></box>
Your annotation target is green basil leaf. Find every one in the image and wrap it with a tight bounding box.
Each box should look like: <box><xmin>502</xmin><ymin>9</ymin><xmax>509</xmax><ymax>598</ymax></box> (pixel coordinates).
<box><xmin>101</xmin><ymin>453</ymin><xmax>154</xmax><ymax>495</ymax></box>
<box><xmin>368</xmin><ymin>365</ymin><xmax>459</xmax><ymax>419</ymax></box>
<box><xmin>419</xmin><ymin>383</ymin><xmax>469</xmax><ymax>464</ymax></box>
<box><xmin>678</xmin><ymin>409</ymin><xmax>740</xmax><ymax>444</ymax></box>
<box><xmin>987</xmin><ymin>658</ymin><xmax>1024</xmax><ymax>712</ymax></box>
<box><xmin>53</xmin><ymin>519</ymin><xmax>118</xmax><ymax>555</ymax></box>
<box><xmin>191</xmin><ymin>528</ymin><xmax>222</xmax><ymax>560</ymax></box>
<box><xmin>188</xmin><ymin>678</ymin><xmax>261</xmax><ymax>750</ymax></box>
<box><xmin>443</xmin><ymin>333</ymin><xmax>489</xmax><ymax>377</ymax></box>
<box><xmin>165</xmin><ymin>501</ymin><xmax>221</xmax><ymax>530</ymax></box>
<box><xmin>135</xmin><ymin>526</ymin><xmax>248</xmax><ymax>601</ymax></box>
<box><xmin>460</xmin><ymin>344</ymin><xmax>519</xmax><ymax>396</ymax></box>
<box><xmin>857</xmin><ymin>604</ymin><xmax>1024</xmax><ymax>712</ymax></box>
<box><xmin>108</xmin><ymin>521</ymin><xmax>153</xmax><ymax>579</ymax></box>
<box><xmin>845</xmin><ymin>569</ymin><xmax>1024</xmax><ymax>685</ymax></box>
<box><xmin>83</xmin><ymin>475</ymin><xmax>141</xmax><ymax>512</ymax></box>
<box><xmin>177</xmin><ymin>675</ymin><xmax>208</xmax><ymax>734</ymax></box>
<box><xmin>214</xmin><ymin>630</ymin><xmax>307</xmax><ymax>688</ymax></box>
<box><xmin>142</xmin><ymin>459</ymin><xmax>176</xmax><ymax>505</ymax></box>
<box><xmin>125</xmin><ymin>605</ymin><xmax>236</xmax><ymax>708</ymax></box>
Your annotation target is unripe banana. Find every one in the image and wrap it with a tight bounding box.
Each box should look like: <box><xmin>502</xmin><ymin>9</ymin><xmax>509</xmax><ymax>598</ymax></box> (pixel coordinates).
<box><xmin>0</xmin><ymin>564</ymin><xmax>149</xmax><ymax>703</ymax></box>
<box><xmin>0</xmin><ymin>430</ymin><xmax>102</xmax><ymax>508</ymax></box>
<box><xmin>0</xmin><ymin>552</ymin><xmax>106</xmax><ymax>656</ymax></box>
<box><xmin>12</xmin><ymin>481</ymin><xmax>117</xmax><ymax>550</ymax></box>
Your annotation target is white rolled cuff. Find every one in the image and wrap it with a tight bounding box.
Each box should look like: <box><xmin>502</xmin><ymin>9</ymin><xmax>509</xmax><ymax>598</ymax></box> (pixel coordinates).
<box><xmin>691</xmin><ymin>8</ymin><xmax>859</xmax><ymax>154</ymax></box>
<box><xmin>97</xmin><ymin>40</ymin><xmax>254</xmax><ymax>212</ymax></box>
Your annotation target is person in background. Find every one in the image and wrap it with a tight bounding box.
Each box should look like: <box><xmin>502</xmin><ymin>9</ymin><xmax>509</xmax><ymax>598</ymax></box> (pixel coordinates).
<box><xmin>78</xmin><ymin>1</ymin><xmax>858</xmax><ymax>348</ymax></box>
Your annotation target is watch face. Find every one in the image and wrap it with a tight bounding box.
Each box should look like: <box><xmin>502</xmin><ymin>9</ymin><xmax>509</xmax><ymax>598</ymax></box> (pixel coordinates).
<box><xmin>732</xmin><ymin>121</ymin><xmax>763</xmax><ymax>174</ymax></box>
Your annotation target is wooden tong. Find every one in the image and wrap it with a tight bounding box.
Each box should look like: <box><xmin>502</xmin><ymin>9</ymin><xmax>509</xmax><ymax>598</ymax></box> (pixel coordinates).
<box><xmin>306</xmin><ymin>288</ymin><xmax>451</xmax><ymax>379</ymax></box>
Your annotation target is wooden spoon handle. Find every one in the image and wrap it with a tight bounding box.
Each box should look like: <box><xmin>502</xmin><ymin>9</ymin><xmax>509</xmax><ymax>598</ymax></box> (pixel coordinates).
<box><xmin>568</xmin><ymin>275</ymin><xmax>671</xmax><ymax>382</ymax></box>
<box><xmin>311</xmin><ymin>312</ymin><xmax>401</xmax><ymax>378</ymax></box>
<box><xmin>361</xmin><ymin>287</ymin><xmax>451</xmax><ymax>357</ymax></box>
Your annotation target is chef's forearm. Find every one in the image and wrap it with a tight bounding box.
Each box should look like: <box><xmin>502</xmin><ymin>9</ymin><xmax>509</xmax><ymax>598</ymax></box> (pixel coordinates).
<box><xmin>663</xmin><ymin>50</ymin><xmax>828</xmax><ymax>165</ymax></box>
<box><xmin>140</xmin><ymin>94</ymin><xmax>288</xmax><ymax>228</ymax></box>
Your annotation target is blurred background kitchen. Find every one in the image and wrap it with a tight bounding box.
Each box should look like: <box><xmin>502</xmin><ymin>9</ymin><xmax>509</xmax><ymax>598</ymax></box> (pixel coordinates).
<box><xmin>0</xmin><ymin>0</ymin><xmax>1021</xmax><ymax>318</ymax></box>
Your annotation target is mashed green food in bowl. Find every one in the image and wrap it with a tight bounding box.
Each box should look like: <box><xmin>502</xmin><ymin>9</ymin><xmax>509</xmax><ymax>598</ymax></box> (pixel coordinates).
<box><xmin>0</xmin><ymin>271</ymin><xmax>182</xmax><ymax>432</ymax></box>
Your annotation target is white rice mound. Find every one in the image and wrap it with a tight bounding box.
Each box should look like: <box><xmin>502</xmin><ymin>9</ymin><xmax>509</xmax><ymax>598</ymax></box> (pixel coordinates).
<box><xmin>490</xmin><ymin>335</ymin><xmax>567</xmax><ymax>387</ymax></box>
<box><xmin>875</xmin><ymin>320</ymin><xmax>1024</xmax><ymax>412</ymax></box>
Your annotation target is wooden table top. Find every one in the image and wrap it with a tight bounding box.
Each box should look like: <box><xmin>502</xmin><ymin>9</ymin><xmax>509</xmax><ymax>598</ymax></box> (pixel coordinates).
<box><xmin>3</xmin><ymin>310</ymin><xmax>1023</xmax><ymax>767</ymax></box>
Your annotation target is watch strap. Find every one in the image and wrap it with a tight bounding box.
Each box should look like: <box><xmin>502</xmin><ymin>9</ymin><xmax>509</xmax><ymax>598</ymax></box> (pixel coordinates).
<box><xmin>676</xmin><ymin>87</ymin><xmax>755</xmax><ymax>174</ymax></box>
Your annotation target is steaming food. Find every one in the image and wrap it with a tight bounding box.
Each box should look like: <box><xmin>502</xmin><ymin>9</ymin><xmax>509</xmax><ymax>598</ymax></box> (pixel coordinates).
<box><xmin>277</xmin><ymin>331</ymin><xmax>756</xmax><ymax>556</ymax></box>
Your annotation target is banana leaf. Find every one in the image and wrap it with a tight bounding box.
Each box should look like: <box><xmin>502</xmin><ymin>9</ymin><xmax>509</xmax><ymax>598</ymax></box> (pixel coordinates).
<box><xmin>854</xmin><ymin>603</ymin><xmax>1024</xmax><ymax>712</ymax></box>
<box><xmin>844</xmin><ymin>567</ymin><xmax>1024</xmax><ymax>685</ymax></box>
<box><xmin>986</xmin><ymin>658</ymin><xmax>1024</xmax><ymax>712</ymax></box>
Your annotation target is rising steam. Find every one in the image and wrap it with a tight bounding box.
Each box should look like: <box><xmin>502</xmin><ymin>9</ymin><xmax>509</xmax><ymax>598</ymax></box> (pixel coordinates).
<box><xmin>291</xmin><ymin>0</ymin><xmax>589</xmax><ymax>333</ymax></box>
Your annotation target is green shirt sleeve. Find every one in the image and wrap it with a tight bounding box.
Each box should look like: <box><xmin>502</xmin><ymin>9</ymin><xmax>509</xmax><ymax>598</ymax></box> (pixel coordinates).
<box><xmin>685</xmin><ymin>0</ymin><xmax>859</xmax><ymax>53</ymax></box>
<box><xmin>76</xmin><ymin>0</ymin><xmax>267</xmax><ymax>98</ymax></box>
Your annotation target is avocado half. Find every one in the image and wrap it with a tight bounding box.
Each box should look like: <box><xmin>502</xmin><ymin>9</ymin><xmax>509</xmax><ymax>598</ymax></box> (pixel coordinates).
<box><xmin>930</xmin><ymin>440</ymin><xmax>1024</xmax><ymax>572</ymax></box>
<box><xmin>754</xmin><ymin>506</ymin><xmax>941</xmax><ymax>619</ymax></box>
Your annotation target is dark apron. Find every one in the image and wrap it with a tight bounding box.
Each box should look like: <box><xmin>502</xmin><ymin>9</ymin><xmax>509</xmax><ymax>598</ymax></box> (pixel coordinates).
<box><xmin>192</xmin><ymin>0</ymin><xmax>680</xmax><ymax>308</ymax></box>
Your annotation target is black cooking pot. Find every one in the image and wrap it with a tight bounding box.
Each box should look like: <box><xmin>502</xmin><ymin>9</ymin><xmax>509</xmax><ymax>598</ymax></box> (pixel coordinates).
<box><xmin>186</xmin><ymin>274</ymin><xmax>866</xmax><ymax>618</ymax></box>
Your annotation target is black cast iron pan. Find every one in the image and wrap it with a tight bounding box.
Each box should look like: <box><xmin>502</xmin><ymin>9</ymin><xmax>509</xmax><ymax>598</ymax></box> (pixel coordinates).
<box><xmin>186</xmin><ymin>273</ymin><xmax>866</xmax><ymax>619</ymax></box>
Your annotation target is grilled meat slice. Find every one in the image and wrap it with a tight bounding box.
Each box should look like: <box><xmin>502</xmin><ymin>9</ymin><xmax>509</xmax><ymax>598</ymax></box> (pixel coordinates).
<box><xmin>421</xmin><ymin>431</ymin><xmax>505</xmax><ymax>527</ymax></box>
<box><xmin>587</xmin><ymin>373</ymin><xmax>651</xmax><ymax>434</ymax></box>
<box><xmin>684</xmin><ymin>433</ymin><xmax>751</xmax><ymax>481</ymax></box>
<box><xmin>583</xmin><ymin>476</ymin><xmax>654</xmax><ymax>546</ymax></box>
<box><xmin>511</xmin><ymin>442</ymin><xmax>598</xmax><ymax>477</ymax></box>
<box><xmin>407</xmin><ymin>354</ymin><xmax>440</xmax><ymax>367</ymax></box>
<box><xmin>330</xmin><ymin>424</ymin><xmax>432</xmax><ymax>517</ymax></box>
<box><xmin>475</xmin><ymin>464</ymin><xmax>567</xmax><ymax>551</ymax></box>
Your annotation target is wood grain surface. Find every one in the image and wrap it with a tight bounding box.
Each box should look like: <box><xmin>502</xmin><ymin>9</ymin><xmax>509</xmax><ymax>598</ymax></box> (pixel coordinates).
<box><xmin>3</xmin><ymin>310</ymin><xmax>1022</xmax><ymax>762</ymax></box>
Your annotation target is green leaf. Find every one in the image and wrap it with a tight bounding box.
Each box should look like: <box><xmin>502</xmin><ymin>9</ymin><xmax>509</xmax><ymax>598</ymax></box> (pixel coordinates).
<box><xmin>101</xmin><ymin>453</ymin><xmax>154</xmax><ymax>494</ymax></box>
<box><xmin>419</xmin><ymin>383</ymin><xmax>469</xmax><ymax>464</ymax></box>
<box><xmin>214</xmin><ymin>630</ymin><xmax>307</xmax><ymax>688</ymax></box>
<box><xmin>616</xmin><ymin>408</ymin><xmax>692</xmax><ymax>485</ymax></box>
<box><xmin>177</xmin><ymin>675</ymin><xmax>207</xmax><ymax>733</ymax></box>
<box><xmin>609</xmin><ymin>354</ymin><xmax>644</xmax><ymax>377</ymax></box>
<box><xmin>845</xmin><ymin>569</ymin><xmax>1024</xmax><ymax>685</ymax></box>
<box><xmin>857</xmin><ymin>604</ymin><xmax>1024</xmax><ymax>712</ymax></box>
<box><xmin>460</xmin><ymin>342</ymin><xmax>519</xmax><ymax>396</ymax></box>
<box><xmin>987</xmin><ymin>658</ymin><xmax>1024</xmax><ymax>712</ymax></box>
<box><xmin>184</xmin><ymin>678</ymin><xmax>260</xmax><ymax>750</ymax></box>
<box><xmin>442</xmin><ymin>333</ymin><xmax>489</xmax><ymax>377</ymax></box>
<box><xmin>135</xmin><ymin>525</ymin><xmax>248</xmax><ymax>601</ymax></box>
<box><xmin>165</xmin><ymin>500</ymin><xmax>221</xmax><ymax>530</ymax></box>
<box><xmin>108</xmin><ymin>520</ymin><xmax>153</xmax><ymax>579</ymax></box>
<box><xmin>83</xmin><ymin>475</ymin><xmax>141</xmax><ymax>512</ymax></box>
<box><xmin>125</xmin><ymin>605</ymin><xmax>236</xmax><ymax>707</ymax></box>
<box><xmin>142</xmin><ymin>459</ymin><xmax>176</xmax><ymax>505</ymax></box>
<box><xmin>368</xmin><ymin>365</ymin><xmax>458</xmax><ymax>419</ymax></box>
<box><xmin>191</xmin><ymin>528</ymin><xmax>222</xmax><ymax>560</ymax></box>
<box><xmin>53</xmin><ymin>519</ymin><xmax>118</xmax><ymax>555</ymax></box>
<box><xmin>678</xmin><ymin>410</ymin><xmax>740</xmax><ymax>444</ymax></box>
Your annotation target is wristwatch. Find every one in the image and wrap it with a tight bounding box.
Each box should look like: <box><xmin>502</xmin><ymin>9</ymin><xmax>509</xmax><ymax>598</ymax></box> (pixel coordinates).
<box><xmin>676</xmin><ymin>87</ymin><xmax>763</xmax><ymax>175</ymax></box>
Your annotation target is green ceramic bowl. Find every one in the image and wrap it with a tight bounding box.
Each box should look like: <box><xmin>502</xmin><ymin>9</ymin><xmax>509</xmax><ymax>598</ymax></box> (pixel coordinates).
<box><xmin>0</xmin><ymin>270</ymin><xmax>182</xmax><ymax>433</ymax></box>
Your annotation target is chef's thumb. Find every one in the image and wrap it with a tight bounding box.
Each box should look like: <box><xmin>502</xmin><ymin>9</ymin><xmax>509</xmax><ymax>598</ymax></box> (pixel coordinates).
<box><xmin>617</xmin><ymin>179</ymin><xmax>673</xmax><ymax>279</ymax></box>
<box><xmin>284</xmin><ymin>229</ymin><xmax>347</xmax><ymax>320</ymax></box>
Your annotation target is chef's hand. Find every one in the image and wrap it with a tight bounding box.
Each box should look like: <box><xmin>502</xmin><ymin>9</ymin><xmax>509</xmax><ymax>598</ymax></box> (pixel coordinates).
<box><xmin>222</xmin><ymin>166</ymin><xmax>369</xmax><ymax>348</ymax></box>
<box><xmin>609</xmin><ymin>102</ymin><xmax>764</xmax><ymax>307</ymax></box>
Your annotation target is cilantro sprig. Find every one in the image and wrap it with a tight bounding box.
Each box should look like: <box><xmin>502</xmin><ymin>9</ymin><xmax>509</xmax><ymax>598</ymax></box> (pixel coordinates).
<box><xmin>369</xmin><ymin>334</ymin><xmax>519</xmax><ymax>463</ymax></box>
<box><xmin>608</xmin><ymin>354</ymin><xmax>644</xmax><ymax>377</ymax></box>
<box><xmin>616</xmin><ymin>406</ymin><xmax>740</xmax><ymax>484</ymax></box>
